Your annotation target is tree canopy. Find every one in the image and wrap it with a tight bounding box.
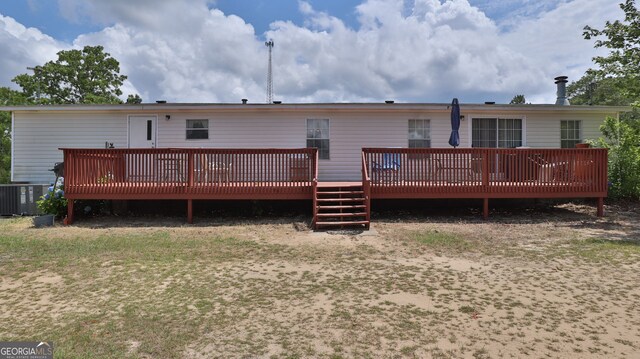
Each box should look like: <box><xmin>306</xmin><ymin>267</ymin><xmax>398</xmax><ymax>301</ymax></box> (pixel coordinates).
<box><xmin>575</xmin><ymin>0</ymin><xmax>640</xmax><ymax>105</ymax></box>
<box><xmin>1</xmin><ymin>45</ymin><xmax>136</xmax><ymax>183</ymax></box>
<box><xmin>126</xmin><ymin>94</ymin><xmax>143</xmax><ymax>104</ymax></box>
<box><xmin>509</xmin><ymin>95</ymin><xmax>526</xmax><ymax>104</ymax></box>
<box><xmin>12</xmin><ymin>45</ymin><xmax>127</xmax><ymax>105</ymax></box>
<box><xmin>567</xmin><ymin>72</ymin><xmax>634</xmax><ymax>106</ymax></box>
<box><xmin>0</xmin><ymin>87</ymin><xmax>30</xmax><ymax>183</ymax></box>
<box><xmin>571</xmin><ymin>0</ymin><xmax>640</xmax><ymax>199</ymax></box>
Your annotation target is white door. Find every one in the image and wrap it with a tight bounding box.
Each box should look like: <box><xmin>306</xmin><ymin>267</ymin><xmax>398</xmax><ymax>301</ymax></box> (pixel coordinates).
<box><xmin>129</xmin><ymin>116</ymin><xmax>156</xmax><ymax>148</ymax></box>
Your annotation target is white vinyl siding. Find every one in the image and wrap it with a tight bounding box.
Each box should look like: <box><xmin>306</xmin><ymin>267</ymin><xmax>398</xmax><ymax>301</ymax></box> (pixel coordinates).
<box><xmin>560</xmin><ymin>120</ymin><xmax>581</xmax><ymax>148</ymax></box>
<box><xmin>157</xmin><ymin>113</ymin><xmax>304</xmax><ymax>149</ymax></box>
<box><xmin>12</xmin><ymin>112</ymin><xmax>128</xmax><ymax>183</ymax></box>
<box><xmin>316</xmin><ymin>113</ymin><xmax>453</xmax><ymax>180</ymax></box>
<box><xmin>10</xmin><ymin>111</ymin><xmax>463</xmax><ymax>182</ymax></box>
<box><xmin>10</xmin><ymin>107</ymin><xmax>617</xmax><ymax>183</ymax></box>
<box><xmin>525</xmin><ymin>113</ymin><xmax>607</xmax><ymax>148</ymax></box>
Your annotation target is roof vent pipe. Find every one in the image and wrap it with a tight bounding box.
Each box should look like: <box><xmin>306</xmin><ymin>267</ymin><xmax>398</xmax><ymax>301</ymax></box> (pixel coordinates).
<box><xmin>241</xmin><ymin>98</ymin><xmax>248</xmax><ymax>104</ymax></box>
<box><xmin>555</xmin><ymin>76</ymin><xmax>570</xmax><ymax>105</ymax></box>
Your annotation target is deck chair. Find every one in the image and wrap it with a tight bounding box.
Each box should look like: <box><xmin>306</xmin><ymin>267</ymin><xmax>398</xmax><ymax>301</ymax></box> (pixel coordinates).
<box><xmin>529</xmin><ymin>154</ymin><xmax>568</xmax><ymax>183</ymax></box>
<box><xmin>198</xmin><ymin>154</ymin><xmax>232</xmax><ymax>184</ymax></box>
<box><xmin>372</xmin><ymin>153</ymin><xmax>401</xmax><ymax>183</ymax></box>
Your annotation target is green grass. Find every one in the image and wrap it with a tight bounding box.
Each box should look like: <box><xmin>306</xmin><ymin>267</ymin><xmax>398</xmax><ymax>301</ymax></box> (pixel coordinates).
<box><xmin>1</xmin><ymin>231</ymin><xmax>257</xmax><ymax>261</ymax></box>
<box><xmin>412</xmin><ymin>231</ymin><xmax>473</xmax><ymax>252</ymax></box>
<box><xmin>409</xmin><ymin>228</ymin><xmax>640</xmax><ymax>264</ymax></box>
<box><xmin>547</xmin><ymin>237</ymin><xmax>640</xmax><ymax>264</ymax></box>
<box><xmin>0</xmin><ymin>217</ymin><xmax>638</xmax><ymax>358</ymax></box>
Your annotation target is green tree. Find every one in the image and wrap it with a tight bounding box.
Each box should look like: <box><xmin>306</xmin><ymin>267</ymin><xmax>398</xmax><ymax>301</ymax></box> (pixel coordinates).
<box><xmin>567</xmin><ymin>72</ymin><xmax>633</xmax><ymax>105</ymax></box>
<box><xmin>12</xmin><ymin>45</ymin><xmax>127</xmax><ymax>105</ymax></box>
<box><xmin>582</xmin><ymin>0</ymin><xmax>640</xmax><ymax>104</ymax></box>
<box><xmin>574</xmin><ymin>0</ymin><xmax>640</xmax><ymax>198</ymax></box>
<box><xmin>126</xmin><ymin>94</ymin><xmax>142</xmax><ymax>104</ymax></box>
<box><xmin>593</xmin><ymin>117</ymin><xmax>640</xmax><ymax>199</ymax></box>
<box><xmin>3</xmin><ymin>45</ymin><xmax>129</xmax><ymax>183</ymax></box>
<box><xmin>0</xmin><ymin>87</ymin><xmax>30</xmax><ymax>183</ymax></box>
<box><xmin>509</xmin><ymin>94</ymin><xmax>526</xmax><ymax>104</ymax></box>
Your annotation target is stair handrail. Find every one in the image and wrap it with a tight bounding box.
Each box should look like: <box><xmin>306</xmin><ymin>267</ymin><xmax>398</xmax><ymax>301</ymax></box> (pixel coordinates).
<box><xmin>361</xmin><ymin>150</ymin><xmax>371</xmax><ymax>228</ymax></box>
<box><xmin>312</xmin><ymin>148</ymin><xmax>319</xmax><ymax>227</ymax></box>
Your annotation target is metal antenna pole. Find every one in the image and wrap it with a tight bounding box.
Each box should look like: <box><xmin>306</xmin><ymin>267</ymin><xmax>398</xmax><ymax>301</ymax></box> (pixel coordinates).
<box><xmin>265</xmin><ymin>40</ymin><xmax>274</xmax><ymax>103</ymax></box>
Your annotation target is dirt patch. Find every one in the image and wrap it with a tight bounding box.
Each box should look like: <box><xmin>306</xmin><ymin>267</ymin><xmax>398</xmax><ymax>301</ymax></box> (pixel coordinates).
<box><xmin>0</xmin><ymin>201</ymin><xmax>638</xmax><ymax>358</ymax></box>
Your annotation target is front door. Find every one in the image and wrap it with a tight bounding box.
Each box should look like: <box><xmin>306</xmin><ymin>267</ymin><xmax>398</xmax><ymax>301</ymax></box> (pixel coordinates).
<box><xmin>129</xmin><ymin>116</ymin><xmax>157</xmax><ymax>148</ymax></box>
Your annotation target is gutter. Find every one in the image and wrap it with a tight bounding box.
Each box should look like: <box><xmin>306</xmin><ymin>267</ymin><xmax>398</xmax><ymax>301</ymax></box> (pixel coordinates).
<box><xmin>0</xmin><ymin>103</ymin><xmax>632</xmax><ymax>114</ymax></box>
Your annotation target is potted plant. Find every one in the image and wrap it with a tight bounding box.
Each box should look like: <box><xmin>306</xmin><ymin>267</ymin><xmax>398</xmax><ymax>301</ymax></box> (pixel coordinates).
<box><xmin>34</xmin><ymin>177</ymin><xmax>67</xmax><ymax>227</ymax></box>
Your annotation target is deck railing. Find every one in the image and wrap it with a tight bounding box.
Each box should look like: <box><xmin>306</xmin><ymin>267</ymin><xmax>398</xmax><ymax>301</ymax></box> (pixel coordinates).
<box><xmin>312</xmin><ymin>149</ymin><xmax>319</xmax><ymax>227</ymax></box>
<box><xmin>361</xmin><ymin>151</ymin><xmax>371</xmax><ymax>224</ymax></box>
<box><xmin>62</xmin><ymin>148</ymin><xmax>318</xmax><ymax>200</ymax></box>
<box><xmin>362</xmin><ymin>147</ymin><xmax>608</xmax><ymax>199</ymax></box>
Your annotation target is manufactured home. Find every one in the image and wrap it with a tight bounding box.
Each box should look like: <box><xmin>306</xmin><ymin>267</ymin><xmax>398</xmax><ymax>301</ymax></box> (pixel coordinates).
<box><xmin>2</xmin><ymin>94</ymin><xmax>628</xmax><ymax>228</ymax></box>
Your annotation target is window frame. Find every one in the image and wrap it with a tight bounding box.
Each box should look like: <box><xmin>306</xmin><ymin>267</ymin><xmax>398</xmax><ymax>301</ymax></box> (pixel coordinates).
<box><xmin>306</xmin><ymin>118</ymin><xmax>330</xmax><ymax>160</ymax></box>
<box><xmin>408</xmin><ymin>119</ymin><xmax>432</xmax><ymax>148</ymax></box>
<box><xmin>468</xmin><ymin>115</ymin><xmax>526</xmax><ymax>148</ymax></box>
<box><xmin>560</xmin><ymin>120</ymin><xmax>582</xmax><ymax>148</ymax></box>
<box><xmin>186</xmin><ymin>119</ymin><xmax>209</xmax><ymax>140</ymax></box>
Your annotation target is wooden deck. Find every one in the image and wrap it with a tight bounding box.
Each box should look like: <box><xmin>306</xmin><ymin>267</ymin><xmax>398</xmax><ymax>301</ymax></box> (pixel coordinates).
<box><xmin>61</xmin><ymin>147</ymin><xmax>608</xmax><ymax>227</ymax></box>
<box><xmin>62</xmin><ymin>148</ymin><xmax>318</xmax><ymax>224</ymax></box>
<box><xmin>362</xmin><ymin>147</ymin><xmax>608</xmax><ymax>218</ymax></box>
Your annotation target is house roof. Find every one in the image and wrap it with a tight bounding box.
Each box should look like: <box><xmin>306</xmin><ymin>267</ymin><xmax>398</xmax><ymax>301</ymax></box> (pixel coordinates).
<box><xmin>0</xmin><ymin>102</ymin><xmax>631</xmax><ymax>114</ymax></box>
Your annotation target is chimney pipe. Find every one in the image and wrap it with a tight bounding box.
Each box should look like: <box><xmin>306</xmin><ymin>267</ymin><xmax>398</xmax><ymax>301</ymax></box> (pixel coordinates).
<box><xmin>241</xmin><ymin>98</ymin><xmax>248</xmax><ymax>104</ymax></box>
<box><xmin>555</xmin><ymin>76</ymin><xmax>570</xmax><ymax>105</ymax></box>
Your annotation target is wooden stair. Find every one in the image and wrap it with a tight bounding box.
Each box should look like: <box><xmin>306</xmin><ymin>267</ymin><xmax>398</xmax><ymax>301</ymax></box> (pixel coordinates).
<box><xmin>314</xmin><ymin>183</ymin><xmax>370</xmax><ymax>229</ymax></box>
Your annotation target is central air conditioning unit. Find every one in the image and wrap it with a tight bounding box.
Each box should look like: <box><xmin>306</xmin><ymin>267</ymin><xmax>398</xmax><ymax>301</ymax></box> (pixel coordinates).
<box><xmin>0</xmin><ymin>184</ymin><xmax>49</xmax><ymax>216</ymax></box>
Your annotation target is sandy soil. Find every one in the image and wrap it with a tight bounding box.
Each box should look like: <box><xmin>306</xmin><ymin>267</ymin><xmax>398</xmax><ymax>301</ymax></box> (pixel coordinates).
<box><xmin>0</xmin><ymin>201</ymin><xmax>638</xmax><ymax>358</ymax></box>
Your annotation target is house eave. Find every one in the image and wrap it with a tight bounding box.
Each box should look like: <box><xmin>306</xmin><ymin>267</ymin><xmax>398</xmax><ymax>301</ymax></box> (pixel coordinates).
<box><xmin>0</xmin><ymin>102</ymin><xmax>631</xmax><ymax>114</ymax></box>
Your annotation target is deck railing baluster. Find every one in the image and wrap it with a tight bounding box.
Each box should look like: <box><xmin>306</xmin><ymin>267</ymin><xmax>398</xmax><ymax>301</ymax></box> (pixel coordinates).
<box><xmin>360</xmin><ymin>147</ymin><xmax>607</xmax><ymax>215</ymax></box>
<box><xmin>61</xmin><ymin>147</ymin><xmax>605</xmax><ymax>222</ymax></box>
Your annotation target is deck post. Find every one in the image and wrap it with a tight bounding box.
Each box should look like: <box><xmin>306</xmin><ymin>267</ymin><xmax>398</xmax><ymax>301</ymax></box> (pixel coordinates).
<box><xmin>483</xmin><ymin>198</ymin><xmax>489</xmax><ymax>220</ymax></box>
<box><xmin>597</xmin><ymin>197</ymin><xmax>604</xmax><ymax>217</ymax></box>
<box><xmin>64</xmin><ymin>200</ymin><xmax>74</xmax><ymax>225</ymax></box>
<box><xmin>187</xmin><ymin>199</ymin><xmax>193</xmax><ymax>224</ymax></box>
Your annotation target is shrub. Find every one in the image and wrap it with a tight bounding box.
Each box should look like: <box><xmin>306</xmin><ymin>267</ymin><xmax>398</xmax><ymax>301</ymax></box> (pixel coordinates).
<box><xmin>593</xmin><ymin>115</ymin><xmax>640</xmax><ymax>199</ymax></box>
<box><xmin>37</xmin><ymin>177</ymin><xmax>68</xmax><ymax>218</ymax></box>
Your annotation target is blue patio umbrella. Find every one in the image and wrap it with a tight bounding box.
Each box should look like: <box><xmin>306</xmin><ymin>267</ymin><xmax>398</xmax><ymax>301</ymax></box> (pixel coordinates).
<box><xmin>448</xmin><ymin>98</ymin><xmax>461</xmax><ymax>148</ymax></box>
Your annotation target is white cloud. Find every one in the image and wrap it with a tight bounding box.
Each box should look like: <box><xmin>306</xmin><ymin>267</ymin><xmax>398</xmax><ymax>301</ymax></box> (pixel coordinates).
<box><xmin>502</xmin><ymin>0</ymin><xmax>621</xmax><ymax>103</ymax></box>
<box><xmin>266</xmin><ymin>0</ymin><xmax>544</xmax><ymax>102</ymax></box>
<box><xmin>0</xmin><ymin>14</ymin><xmax>65</xmax><ymax>89</ymax></box>
<box><xmin>0</xmin><ymin>0</ymin><xmax>626</xmax><ymax>104</ymax></box>
<box><xmin>72</xmin><ymin>5</ymin><xmax>265</xmax><ymax>102</ymax></box>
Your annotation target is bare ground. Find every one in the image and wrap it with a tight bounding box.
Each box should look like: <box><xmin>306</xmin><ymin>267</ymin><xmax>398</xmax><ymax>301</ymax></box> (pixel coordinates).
<box><xmin>0</xmin><ymin>202</ymin><xmax>638</xmax><ymax>358</ymax></box>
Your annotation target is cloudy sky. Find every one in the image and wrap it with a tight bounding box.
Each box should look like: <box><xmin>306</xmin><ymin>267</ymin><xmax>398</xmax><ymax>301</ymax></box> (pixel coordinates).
<box><xmin>0</xmin><ymin>0</ymin><xmax>623</xmax><ymax>104</ymax></box>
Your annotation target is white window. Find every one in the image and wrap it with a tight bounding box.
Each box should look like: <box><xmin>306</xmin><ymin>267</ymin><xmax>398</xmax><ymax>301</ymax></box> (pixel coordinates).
<box><xmin>561</xmin><ymin>120</ymin><xmax>581</xmax><ymax>148</ymax></box>
<box><xmin>307</xmin><ymin>119</ymin><xmax>330</xmax><ymax>159</ymax></box>
<box><xmin>472</xmin><ymin>118</ymin><xmax>523</xmax><ymax>148</ymax></box>
<box><xmin>408</xmin><ymin>119</ymin><xmax>431</xmax><ymax>148</ymax></box>
<box><xmin>186</xmin><ymin>119</ymin><xmax>209</xmax><ymax>140</ymax></box>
